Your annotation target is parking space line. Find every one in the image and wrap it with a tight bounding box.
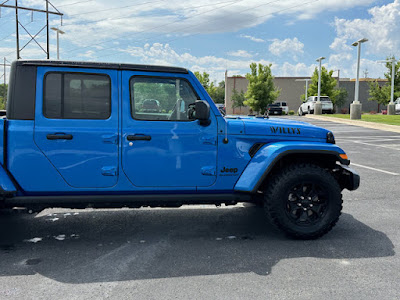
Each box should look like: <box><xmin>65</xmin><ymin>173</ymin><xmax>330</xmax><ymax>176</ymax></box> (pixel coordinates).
<box><xmin>351</xmin><ymin>163</ymin><xmax>400</xmax><ymax>176</ymax></box>
<box><xmin>352</xmin><ymin>141</ymin><xmax>400</xmax><ymax>151</ymax></box>
<box><xmin>338</xmin><ymin>136</ymin><xmax>400</xmax><ymax>139</ymax></box>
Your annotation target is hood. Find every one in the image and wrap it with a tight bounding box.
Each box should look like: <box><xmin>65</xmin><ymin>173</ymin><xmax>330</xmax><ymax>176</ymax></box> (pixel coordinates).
<box><xmin>225</xmin><ymin>116</ymin><xmax>329</xmax><ymax>140</ymax></box>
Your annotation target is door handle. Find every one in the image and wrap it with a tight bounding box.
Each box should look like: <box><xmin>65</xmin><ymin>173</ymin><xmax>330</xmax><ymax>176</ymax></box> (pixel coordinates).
<box><xmin>127</xmin><ymin>135</ymin><xmax>151</xmax><ymax>141</ymax></box>
<box><xmin>47</xmin><ymin>134</ymin><xmax>73</xmax><ymax>140</ymax></box>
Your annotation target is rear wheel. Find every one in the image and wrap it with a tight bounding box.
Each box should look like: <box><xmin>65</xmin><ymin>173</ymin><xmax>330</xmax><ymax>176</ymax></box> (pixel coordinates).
<box><xmin>264</xmin><ymin>164</ymin><xmax>342</xmax><ymax>239</ymax></box>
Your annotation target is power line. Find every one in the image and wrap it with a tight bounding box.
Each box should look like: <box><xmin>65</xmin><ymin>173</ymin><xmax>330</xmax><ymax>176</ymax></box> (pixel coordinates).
<box><xmin>61</xmin><ymin>0</ymin><xmax>234</xmax><ymax>28</ymax></box>
<box><xmin>96</xmin><ymin>0</ymin><xmax>320</xmax><ymax>60</ymax></box>
<box><xmin>63</xmin><ymin>0</ymin><xmax>245</xmax><ymax>56</ymax></box>
<box><xmin>67</xmin><ymin>0</ymin><xmax>159</xmax><ymax>17</ymax></box>
<box><xmin>57</xmin><ymin>0</ymin><xmax>94</xmax><ymax>7</ymax></box>
<box><xmin>67</xmin><ymin>0</ymin><xmax>282</xmax><ymax>59</ymax></box>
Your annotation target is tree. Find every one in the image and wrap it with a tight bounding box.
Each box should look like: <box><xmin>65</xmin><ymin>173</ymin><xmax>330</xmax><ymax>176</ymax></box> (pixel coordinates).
<box><xmin>368</xmin><ymin>56</ymin><xmax>400</xmax><ymax>105</ymax></box>
<box><xmin>335</xmin><ymin>87</ymin><xmax>348</xmax><ymax>108</ymax></box>
<box><xmin>231</xmin><ymin>88</ymin><xmax>245</xmax><ymax>113</ymax></box>
<box><xmin>207</xmin><ymin>81</ymin><xmax>225</xmax><ymax>103</ymax></box>
<box><xmin>244</xmin><ymin>63</ymin><xmax>280</xmax><ymax>113</ymax></box>
<box><xmin>194</xmin><ymin>71</ymin><xmax>210</xmax><ymax>90</ymax></box>
<box><xmin>0</xmin><ymin>84</ymin><xmax>7</xmax><ymax>110</ymax></box>
<box><xmin>368</xmin><ymin>80</ymin><xmax>389</xmax><ymax>106</ymax></box>
<box><xmin>302</xmin><ymin>67</ymin><xmax>342</xmax><ymax>104</ymax></box>
<box><xmin>194</xmin><ymin>72</ymin><xmax>225</xmax><ymax>103</ymax></box>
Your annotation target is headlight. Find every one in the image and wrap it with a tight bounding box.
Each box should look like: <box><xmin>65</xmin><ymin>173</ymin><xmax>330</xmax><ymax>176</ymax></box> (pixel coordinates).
<box><xmin>327</xmin><ymin>132</ymin><xmax>335</xmax><ymax>144</ymax></box>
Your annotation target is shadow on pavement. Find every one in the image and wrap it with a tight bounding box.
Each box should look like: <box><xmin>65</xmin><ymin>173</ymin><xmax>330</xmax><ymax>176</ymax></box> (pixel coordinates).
<box><xmin>0</xmin><ymin>207</ymin><xmax>395</xmax><ymax>283</ymax></box>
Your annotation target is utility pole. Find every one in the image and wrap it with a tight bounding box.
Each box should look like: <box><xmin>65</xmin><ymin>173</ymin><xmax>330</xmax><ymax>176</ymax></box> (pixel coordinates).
<box><xmin>2</xmin><ymin>58</ymin><xmax>11</xmax><ymax>107</ymax></box>
<box><xmin>46</xmin><ymin>0</ymin><xmax>49</xmax><ymax>59</ymax></box>
<box><xmin>3</xmin><ymin>58</ymin><xmax>6</xmax><ymax>104</ymax></box>
<box><xmin>0</xmin><ymin>0</ymin><xmax>63</xmax><ymax>59</ymax></box>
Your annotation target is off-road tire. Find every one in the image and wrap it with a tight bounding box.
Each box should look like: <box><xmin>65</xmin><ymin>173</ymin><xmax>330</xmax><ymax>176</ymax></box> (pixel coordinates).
<box><xmin>264</xmin><ymin>163</ymin><xmax>342</xmax><ymax>239</ymax></box>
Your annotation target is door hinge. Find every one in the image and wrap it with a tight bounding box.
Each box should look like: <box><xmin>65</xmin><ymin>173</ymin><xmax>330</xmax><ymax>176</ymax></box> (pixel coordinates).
<box><xmin>201</xmin><ymin>166</ymin><xmax>216</xmax><ymax>176</ymax></box>
<box><xmin>101</xmin><ymin>166</ymin><xmax>117</xmax><ymax>176</ymax></box>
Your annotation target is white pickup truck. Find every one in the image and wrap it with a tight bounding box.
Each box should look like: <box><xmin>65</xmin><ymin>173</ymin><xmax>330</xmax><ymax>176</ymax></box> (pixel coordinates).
<box><xmin>298</xmin><ymin>96</ymin><xmax>334</xmax><ymax>115</ymax></box>
<box><xmin>395</xmin><ymin>98</ymin><xmax>400</xmax><ymax>113</ymax></box>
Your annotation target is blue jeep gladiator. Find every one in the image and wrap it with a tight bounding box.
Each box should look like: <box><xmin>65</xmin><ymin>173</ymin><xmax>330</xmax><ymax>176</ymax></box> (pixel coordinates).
<box><xmin>0</xmin><ymin>60</ymin><xmax>359</xmax><ymax>239</ymax></box>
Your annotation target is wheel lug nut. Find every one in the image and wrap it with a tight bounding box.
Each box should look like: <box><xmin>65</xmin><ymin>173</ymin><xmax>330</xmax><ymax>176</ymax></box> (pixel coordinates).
<box><xmin>297</xmin><ymin>203</ymin><xmax>302</xmax><ymax>206</ymax></box>
<box><xmin>300</xmin><ymin>196</ymin><xmax>304</xmax><ymax>200</ymax></box>
<box><xmin>310</xmin><ymin>204</ymin><xmax>313</xmax><ymax>207</ymax></box>
<box><xmin>308</xmin><ymin>197</ymin><xmax>311</xmax><ymax>200</ymax></box>
<box><xmin>303</xmin><ymin>208</ymin><xmax>307</xmax><ymax>211</ymax></box>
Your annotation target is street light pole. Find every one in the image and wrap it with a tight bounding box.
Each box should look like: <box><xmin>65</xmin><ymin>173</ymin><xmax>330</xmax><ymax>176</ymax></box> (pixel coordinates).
<box><xmin>378</xmin><ymin>57</ymin><xmax>399</xmax><ymax>115</ymax></box>
<box><xmin>295</xmin><ymin>78</ymin><xmax>311</xmax><ymax>100</ymax></box>
<box><xmin>350</xmin><ymin>38</ymin><xmax>368</xmax><ymax>119</ymax></box>
<box><xmin>333</xmin><ymin>69</ymin><xmax>340</xmax><ymax>88</ymax></box>
<box><xmin>315</xmin><ymin>57</ymin><xmax>325</xmax><ymax>115</ymax></box>
<box><xmin>51</xmin><ymin>27</ymin><xmax>65</xmax><ymax>59</ymax></box>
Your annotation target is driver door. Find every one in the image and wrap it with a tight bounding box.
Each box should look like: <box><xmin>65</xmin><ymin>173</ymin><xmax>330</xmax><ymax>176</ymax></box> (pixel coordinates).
<box><xmin>121</xmin><ymin>71</ymin><xmax>217</xmax><ymax>188</ymax></box>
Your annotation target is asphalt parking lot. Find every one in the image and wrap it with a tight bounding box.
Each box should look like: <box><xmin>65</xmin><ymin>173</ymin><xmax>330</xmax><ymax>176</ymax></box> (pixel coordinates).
<box><xmin>1</xmin><ymin>116</ymin><xmax>399</xmax><ymax>300</ymax></box>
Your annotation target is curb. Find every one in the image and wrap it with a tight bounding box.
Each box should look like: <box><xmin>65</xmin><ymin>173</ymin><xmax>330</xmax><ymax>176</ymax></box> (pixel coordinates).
<box><xmin>304</xmin><ymin>115</ymin><xmax>400</xmax><ymax>133</ymax></box>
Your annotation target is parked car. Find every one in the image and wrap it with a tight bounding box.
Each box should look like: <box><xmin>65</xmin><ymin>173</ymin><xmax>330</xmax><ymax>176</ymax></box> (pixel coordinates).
<box><xmin>298</xmin><ymin>96</ymin><xmax>334</xmax><ymax>115</ymax></box>
<box><xmin>0</xmin><ymin>60</ymin><xmax>360</xmax><ymax>239</ymax></box>
<box><xmin>275</xmin><ymin>101</ymin><xmax>289</xmax><ymax>114</ymax></box>
<box><xmin>141</xmin><ymin>99</ymin><xmax>161</xmax><ymax>113</ymax></box>
<box><xmin>267</xmin><ymin>103</ymin><xmax>283</xmax><ymax>115</ymax></box>
<box><xmin>395</xmin><ymin>98</ymin><xmax>400</xmax><ymax>113</ymax></box>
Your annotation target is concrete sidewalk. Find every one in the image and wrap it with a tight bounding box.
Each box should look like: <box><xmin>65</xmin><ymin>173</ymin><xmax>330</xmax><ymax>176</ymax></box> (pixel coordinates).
<box><xmin>305</xmin><ymin>115</ymin><xmax>400</xmax><ymax>133</ymax></box>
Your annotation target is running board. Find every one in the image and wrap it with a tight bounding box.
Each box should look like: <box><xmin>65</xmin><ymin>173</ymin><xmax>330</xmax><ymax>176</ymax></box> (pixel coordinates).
<box><xmin>4</xmin><ymin>193</ymin><xmax>254</xmax><ymax>210</ymax></box>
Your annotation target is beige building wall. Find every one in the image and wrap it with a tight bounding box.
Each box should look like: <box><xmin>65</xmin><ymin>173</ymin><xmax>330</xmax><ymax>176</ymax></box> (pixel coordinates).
<box><xmin>225</xmin><ymin>75</ymin><xmax>314</xmax><ymax>115</ymax></box>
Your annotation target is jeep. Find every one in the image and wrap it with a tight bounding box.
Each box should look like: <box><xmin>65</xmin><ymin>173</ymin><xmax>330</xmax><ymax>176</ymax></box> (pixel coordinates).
<box><xmin>0</xmin><ymin>60</ymin><xmax>359</xmax><ymax>239</ymax></box>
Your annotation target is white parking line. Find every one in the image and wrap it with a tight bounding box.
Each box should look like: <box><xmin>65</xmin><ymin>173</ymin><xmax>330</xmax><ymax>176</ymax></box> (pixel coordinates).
<box><xmin>338</xmin><ymin>136</ymin><xmax>400</xmax><ymax>139</ymax></box>
<box><xmin>351</xmin><ymin>163</ymin><xmax>400</xmax><ymax>176</ymax></box>
<box><xmin>338</xmin><ymin>138</ymin><xmax>400</xmax><ymax>143</ymax></box>
<box><xmin>352</xmin><ymin>141</ymin><xmax>400</xmax><ymax>150</ymax></box>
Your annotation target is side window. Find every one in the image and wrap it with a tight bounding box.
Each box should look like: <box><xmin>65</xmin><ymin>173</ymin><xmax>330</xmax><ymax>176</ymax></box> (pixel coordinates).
<box><xmin>130</xmin><ymin>77</ymin><xmax>199</xmax><ymax>121</ymax></box>
<box><xmin>44</xmin><ymin>73</ymin><xmax>111</xmax><ymax>119</ymax></box>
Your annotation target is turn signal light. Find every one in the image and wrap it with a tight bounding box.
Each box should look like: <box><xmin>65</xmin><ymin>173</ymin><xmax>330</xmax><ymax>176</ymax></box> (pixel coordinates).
<box><xmin>339</xmin><ymin>154</ymin><xmax>348</xmax><ymax>160</ymax></box>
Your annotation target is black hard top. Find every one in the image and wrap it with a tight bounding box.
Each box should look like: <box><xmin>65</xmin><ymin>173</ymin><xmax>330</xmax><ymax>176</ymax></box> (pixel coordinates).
<box><xmin>15</xmin><ymin>59</ymin><xmax>189</xmax><ymax>74</ymax></box>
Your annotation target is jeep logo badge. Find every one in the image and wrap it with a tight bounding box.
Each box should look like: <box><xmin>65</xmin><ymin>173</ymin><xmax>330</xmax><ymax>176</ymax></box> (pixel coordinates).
<box><xmin>220</xmin><ymin>167</ymin><xmax>238</xmax><ymax>173</ymax></box>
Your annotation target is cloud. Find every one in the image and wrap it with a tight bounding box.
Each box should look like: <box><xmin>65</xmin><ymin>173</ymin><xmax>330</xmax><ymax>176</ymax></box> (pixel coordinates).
<box><xmin>43</xmin><ymin>0</ymin><xmax>381</xmax><ymax>51</ymax></box>
<box><xmin>269</xmin><ymin>37</ymin><xmax>304</xmax><ymax>57</ymax></box>
<box><xmin>331</xmin><ymin>0</ymin><xmax>400</xmax><ymax>55</ymax></box>
<box><xmin>273</xmin><ymin>62</ymin><xmax>317</xmax><ymax>77</ymax></box>
<box><xmin>293</xmin><ymin>0</ymin><xmax>376</xmax><ymax>20</ymax></box>
<box><xmin>227</xmin><ymin>50</ymin><xmax>253</xmax><ymax>58</ymax></box>
<box><xmin>329</xmin><ymin>37</ymin><xmax>352</xmax><ymax>52</ymax></box>
<box><xmin>239</xmin><ymin>34</ymin><xmax>265</xmax><ymax>43</ymax></box>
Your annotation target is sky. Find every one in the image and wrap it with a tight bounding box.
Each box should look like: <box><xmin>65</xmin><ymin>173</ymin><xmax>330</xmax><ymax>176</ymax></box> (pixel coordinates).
<box><xmin>0</xmin><ymin>0</ymin><xmax>399</xmax><ymax>83</ymax></box>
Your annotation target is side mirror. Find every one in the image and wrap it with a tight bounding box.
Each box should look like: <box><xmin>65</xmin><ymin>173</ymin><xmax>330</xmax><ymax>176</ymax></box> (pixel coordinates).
<box><xmin>195</xmin><ymin>100</ymin><xmax>211</xmax><ymax>126</ymax></box>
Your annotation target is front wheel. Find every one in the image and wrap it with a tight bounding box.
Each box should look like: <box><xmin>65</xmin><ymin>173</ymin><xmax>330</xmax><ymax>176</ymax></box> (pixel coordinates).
<box><xmin>264</xmin><ymin>164</ymin><xmax>342</xmax><ymax>239</ymax></box>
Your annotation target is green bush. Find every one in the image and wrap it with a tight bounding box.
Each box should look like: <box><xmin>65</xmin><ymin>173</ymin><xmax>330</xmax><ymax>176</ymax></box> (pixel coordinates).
<box><xmin>289</xmin><ymin>110</ymin><xmax>295</xmax><ymax>115</ymax></box>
